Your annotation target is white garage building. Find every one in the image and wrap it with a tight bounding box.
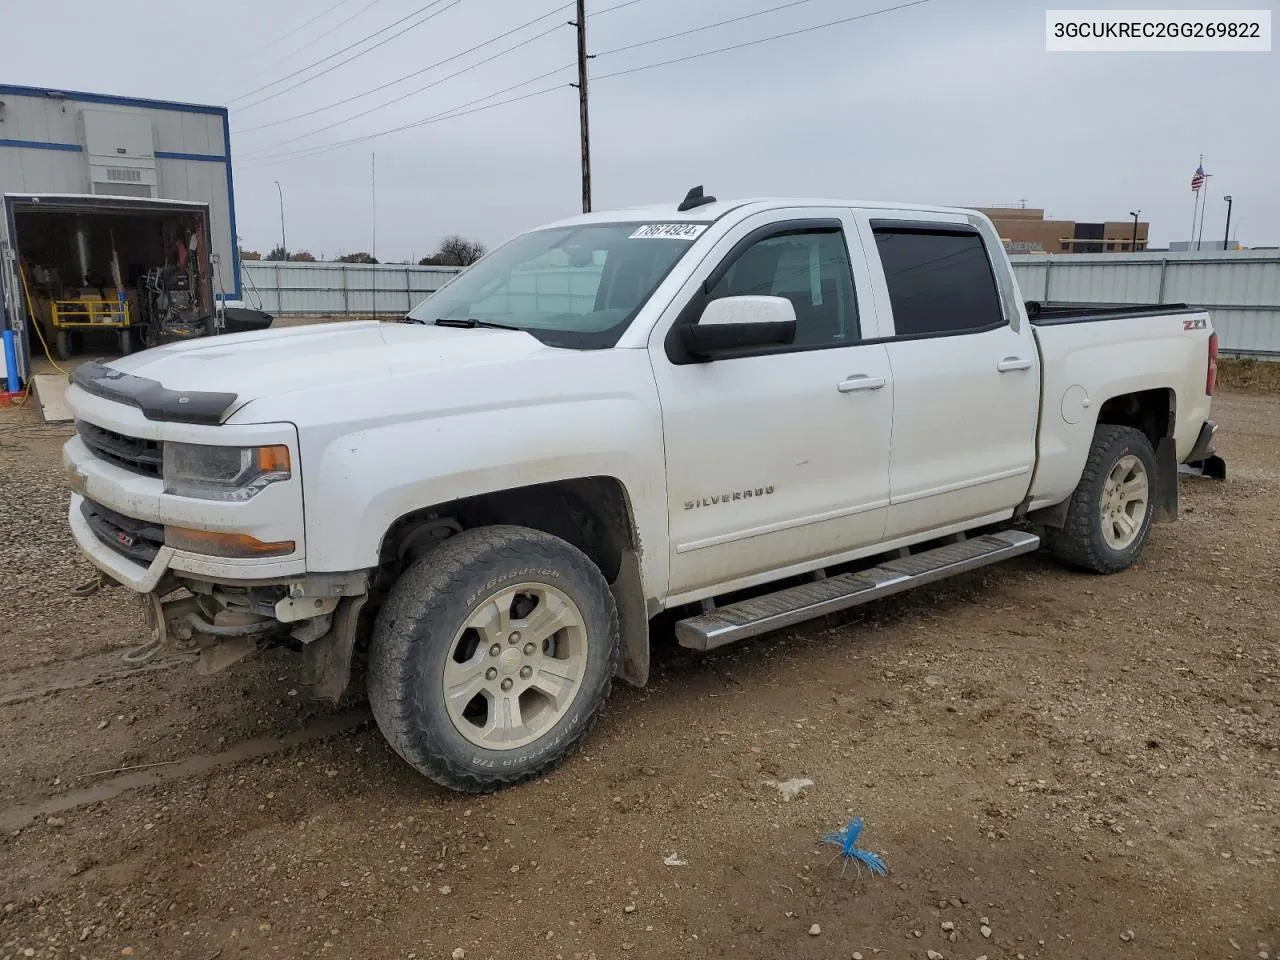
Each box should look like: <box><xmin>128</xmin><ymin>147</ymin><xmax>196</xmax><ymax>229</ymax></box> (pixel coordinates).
<box><xmin>0</xmin><ymin>84</ymin><xmax>239</xmax><ymax>386</ymax></box>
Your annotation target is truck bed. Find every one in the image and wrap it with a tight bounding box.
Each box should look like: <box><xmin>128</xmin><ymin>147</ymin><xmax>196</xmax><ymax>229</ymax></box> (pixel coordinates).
<box><xmin>1025</xmin><ymin>300</ymin><xmax>1201</xmax><ymax>325</ymax></box>
<box><xmin>1027</xmin><ymin>303</ymin><xmax>1214</xmax><ymax>511</ymax></box>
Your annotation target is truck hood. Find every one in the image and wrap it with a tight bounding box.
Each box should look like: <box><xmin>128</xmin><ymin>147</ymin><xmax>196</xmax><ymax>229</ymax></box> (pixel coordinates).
<box><xmin>106</xmin><ymin>321</ymin><xmax>549</xmax><ymax>414</ymax></box>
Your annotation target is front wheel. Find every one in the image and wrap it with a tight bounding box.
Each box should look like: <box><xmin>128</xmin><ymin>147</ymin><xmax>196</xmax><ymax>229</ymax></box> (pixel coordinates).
<box><xmin>367</xmin><ymin>525</ymin><xmax>620</xmax><ymax>792</ymax></box>
<box><xmin>1046</xmin><ymin>424</ymin><xmax>1157</xmax><ymax>574</ymax></box>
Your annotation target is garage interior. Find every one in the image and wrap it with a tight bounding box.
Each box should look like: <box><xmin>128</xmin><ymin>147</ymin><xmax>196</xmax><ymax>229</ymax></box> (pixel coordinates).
<box><xmin>10</xmin><ymin>198</ymin><xmax>213</xmax><ymax>361</ymax></box>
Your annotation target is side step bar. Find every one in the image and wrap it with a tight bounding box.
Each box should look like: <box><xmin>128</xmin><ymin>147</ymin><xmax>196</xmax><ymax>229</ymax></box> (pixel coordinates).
<box><xmin>674</xmin><ymin>529</ymin><xmax>1040</xmax><ymax>651</ymax></box>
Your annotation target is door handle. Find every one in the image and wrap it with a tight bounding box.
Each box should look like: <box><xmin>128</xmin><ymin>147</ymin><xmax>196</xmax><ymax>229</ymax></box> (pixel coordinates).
<box><xmin>997</xmin><ymin>357</ymin><xmax>1033</xmax><ymax>373</ymax></box>
<box><xmin>837</xmin><ymin>375</ymin><xmax>886</xmax><ymax>393</ymax></box>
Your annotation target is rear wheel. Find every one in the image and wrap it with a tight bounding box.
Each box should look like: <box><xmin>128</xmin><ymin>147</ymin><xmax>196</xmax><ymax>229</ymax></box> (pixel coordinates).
<box><xmin>1046</xmin><ymin>425</ymin><xmax>1157</xmax><ymax>574</ymax></box>
<box><xmin>367</xmin><ymin>525</ymin><xmax>619</xmax><ymax>792</ymax></box>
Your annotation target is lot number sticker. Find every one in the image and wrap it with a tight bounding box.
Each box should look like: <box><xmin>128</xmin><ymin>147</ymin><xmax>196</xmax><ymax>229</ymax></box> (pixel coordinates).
<box><xmin>629</xmin><ymin>223</ymin><xmax>707</xmax><ymax>240</ymax></box>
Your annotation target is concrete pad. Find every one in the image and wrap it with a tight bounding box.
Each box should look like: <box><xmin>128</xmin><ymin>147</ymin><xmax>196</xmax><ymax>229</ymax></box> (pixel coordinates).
<box><xmin>31</xmin><ymin>374</ymin><xmax>72</xmax><ymax>424</ymax></box>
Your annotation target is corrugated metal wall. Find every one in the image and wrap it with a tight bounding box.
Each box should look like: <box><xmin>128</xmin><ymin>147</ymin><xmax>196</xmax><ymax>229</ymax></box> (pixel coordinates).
<box><xmin>1010</xmin><ymin>250</ymin><xmax>1280</xmax><ymax>358</ymax></box>
<box><xmin>243</xmin><ymin>251</ymin><xmax>1280</xmax><ymax>360</ymax></box>
<box><xmin>240</xmin><ymin>262</ymin><xmax>604</xmax><ymax>317</ymax></box>
<box><xmin>241</xmin><ymin>261</ymin><xmax>462</xmax><ymax>316</ymax></box>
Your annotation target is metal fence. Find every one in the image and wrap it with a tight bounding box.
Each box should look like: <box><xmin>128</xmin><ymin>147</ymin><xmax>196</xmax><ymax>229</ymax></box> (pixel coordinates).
<box><xmin>243</xmin><ymin>251</ymin><xmax>1280</xmax><ymax>359</ymax></box>
<box><xmin>1010</xmin><ymin>249</ymin><xmax>1280</xmax><ymax>358</ymax></box>
<box><xmin>240</xmin><ymin>261</ymin><xmax>462</xmax><ymax>316</ymax></box>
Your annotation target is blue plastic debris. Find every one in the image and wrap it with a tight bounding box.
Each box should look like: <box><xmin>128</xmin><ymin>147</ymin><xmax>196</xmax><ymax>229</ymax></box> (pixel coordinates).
<box><xmin>821</xmin><ymin>817</ymin><xmax>888</xmax><ymax>877</ymax></box>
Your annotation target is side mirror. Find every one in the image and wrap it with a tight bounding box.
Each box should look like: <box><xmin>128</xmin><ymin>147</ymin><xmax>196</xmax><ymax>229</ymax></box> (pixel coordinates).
<box><xmin>681</xmin><ymin>295</ymin><xmax>797</xmax><ymax>360</ymax></box>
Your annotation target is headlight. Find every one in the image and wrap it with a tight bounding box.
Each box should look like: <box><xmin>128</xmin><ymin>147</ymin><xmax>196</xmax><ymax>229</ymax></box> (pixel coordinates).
<box><xmin>162</xmin><ymin>443</ymin><xmax>291</xmax><ymax>501</ymax></box>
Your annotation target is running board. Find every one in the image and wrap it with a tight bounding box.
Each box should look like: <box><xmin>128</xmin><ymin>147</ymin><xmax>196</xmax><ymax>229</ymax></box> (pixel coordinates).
<box><xmin>674</xmin><ymin>529</ymin><xmax>1041</xmax><ymax>651</ymax></box>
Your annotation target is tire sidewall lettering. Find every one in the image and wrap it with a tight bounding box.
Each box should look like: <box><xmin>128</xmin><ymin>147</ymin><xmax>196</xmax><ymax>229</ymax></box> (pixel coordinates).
<box><xmin>465</xmin><ymin>568</ymin><xmax>562</xmax><ymax>606</ymax></box>
<box><xmin>466</xmin><ymin>709</ymin><xmax>585</xmax><ymax>768</ymax></box>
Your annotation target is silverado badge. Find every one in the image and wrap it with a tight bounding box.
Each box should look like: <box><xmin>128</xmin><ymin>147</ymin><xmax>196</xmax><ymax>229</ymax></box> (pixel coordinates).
<box><xmin>685</xmin><ymin>486</ymin><xmax>775</xmax><ymax>510</ymax></box>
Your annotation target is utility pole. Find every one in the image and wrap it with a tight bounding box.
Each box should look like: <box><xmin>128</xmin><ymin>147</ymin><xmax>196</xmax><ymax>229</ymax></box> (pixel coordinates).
<box><xmin>1222</xmin><ymin>195</ymin><xmax>1233</xmax><ymax>251</ymax></box>
<box><xmin>1129</xmin><ymin>210</ymin><xmax>1140</xmax><ymax>252</ymax></box>
<box><xmin>371</xmin><ymin>153</ymin><xmax>377</xmax><ymax>260</ymax></box>
<box><xmin>273</xmin><ymin>180</ymin><xmax>287</xmax><ymax>257</ymax></box>
<box><xmin>571</xmin><ymin>0</ymin><xmax>592</xmax><ymax>213</ymax></box>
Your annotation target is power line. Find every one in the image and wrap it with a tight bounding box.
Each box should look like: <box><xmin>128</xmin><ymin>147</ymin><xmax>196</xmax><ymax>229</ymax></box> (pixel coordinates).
<box><xmin>228</xmin><ymin>0</ymin><xmax>462</xmax><ymax>107</ymax></box>
<box><xmin>234</xmin><ymin>0</ymin><xmax>645</xmax><ymax>135</ymax></box>
<box><xmin>241</xmin><ymin>22</ymin><xmax>563</xmax><ymax>152</ymax></box>
<box><xmin>246</xmin><ymin>0</ymin><xmax>933</xmax><ymax>165</ymax></box>
<box><xmin>592</xmin><ymin>0</ymin><xmax>652</xmax><ymax>13</ymax></box>
<box><xmin>233</xmin><ymin>0</ymin><xmax>385</xmax><ymax>80</ymax></box>
<box><xmin>238</xmin><ymin>22</ymin><xmax>568</xmax><ymax>156</ymax></box>
<box><xmin>236</xmin><ymin>2</ymin><xmax>574</xmax><ymax>134</ymax></box>
<box><xmin>235</xmin><ymin>0</ymin><xmax>465</xmax><ymax>109</ymax></box>
<box><xmin>246</xmin><ymin>82</ymin><xmax>571</xmax><ymax>168</ymax></box>
<box><xmin>249</xmin><ymin>65</ymin><xmax>574</xmax><ymax>164</ymax></box>
<box><xmin>227</xmin><ymin>0</ymin><xmax>363</xmax><ymax>66</ymax></box>
<box><xmin>594</xmin><ymin>0</ymin><xmax>934</xmax><ymax>82</ymax></box>
<box><xmin>596</xmin><ymin>0</ymin><xmax>824</xmax><ymax>58</ymax></box>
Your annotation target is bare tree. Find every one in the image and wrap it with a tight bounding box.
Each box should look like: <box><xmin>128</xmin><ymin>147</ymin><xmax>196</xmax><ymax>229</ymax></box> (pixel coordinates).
<box><xmin>288</xmin><ymin>250</ymin><xmax>317</xmax><ymax>262</ymax></box>
<box><xmin>420</xmin><ymin>235</ymin><xmax>486</xmax><ymax>267</ymax></box>
<box><xmin>239</xmin><ymin>248</ymin><xmax>262</xmax><ymax>261</ymax></box>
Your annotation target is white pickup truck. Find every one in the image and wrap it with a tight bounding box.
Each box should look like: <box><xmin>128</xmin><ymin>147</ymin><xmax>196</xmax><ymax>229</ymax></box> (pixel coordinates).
<box><xmin>63</xmin><ymin>189</ymin><xmax>1223</xmax><ymax>792</ymax></box>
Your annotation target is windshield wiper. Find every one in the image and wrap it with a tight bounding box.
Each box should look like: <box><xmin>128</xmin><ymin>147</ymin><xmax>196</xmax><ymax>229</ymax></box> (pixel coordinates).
<box><xmin>433</xmin><ymin>317</ymin><xmax>523</xmax><ymax>331</ymax></box>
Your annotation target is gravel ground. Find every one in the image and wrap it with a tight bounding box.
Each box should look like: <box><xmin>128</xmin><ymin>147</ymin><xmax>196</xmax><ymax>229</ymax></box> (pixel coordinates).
<box><xmin>0</xmin><ymin>391</ymin><xmax>1275</xmax><ymax>960</ymax></box>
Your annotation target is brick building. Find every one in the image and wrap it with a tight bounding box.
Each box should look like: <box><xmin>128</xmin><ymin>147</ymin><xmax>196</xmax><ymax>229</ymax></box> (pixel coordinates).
<box><xmin>975</xmin><ymin>207</ymin><xmax>1149</xmax><ymax>254</ymax></box>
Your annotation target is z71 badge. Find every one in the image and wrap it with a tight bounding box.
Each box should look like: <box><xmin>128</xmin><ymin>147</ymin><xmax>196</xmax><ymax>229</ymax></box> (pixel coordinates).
<box><xmin>1183</xmin><ymin>317</ymin><xmax>1207</xmax><ymax>330</ymax></box>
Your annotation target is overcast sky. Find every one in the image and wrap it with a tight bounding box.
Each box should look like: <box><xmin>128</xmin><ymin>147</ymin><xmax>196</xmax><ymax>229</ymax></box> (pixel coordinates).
<box><xmin>5</xmin><ymin>0</ymin><xmax>1275</xmax><ymax>259</ymax></box>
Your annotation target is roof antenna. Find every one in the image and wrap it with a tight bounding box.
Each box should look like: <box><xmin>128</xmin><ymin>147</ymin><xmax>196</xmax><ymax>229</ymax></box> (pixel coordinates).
<box><xmin>678</xmin><ymin>185</ymin><xmax>716</xmax><ymax>212</ymax></box>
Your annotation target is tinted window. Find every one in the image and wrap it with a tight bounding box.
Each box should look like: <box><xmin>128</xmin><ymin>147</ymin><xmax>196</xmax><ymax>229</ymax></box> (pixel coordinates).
<box><xmin>707</xmin><ymin>230</ymin><xmax>858</xmax><ymax>348</ymax></box>
<box><xmin>872</xmin><ymin>229</ymin><xmax>1004</xmax><ymax>337</ymax></box>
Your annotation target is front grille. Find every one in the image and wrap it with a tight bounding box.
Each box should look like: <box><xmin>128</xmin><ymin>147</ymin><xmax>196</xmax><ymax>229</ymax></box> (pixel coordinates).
<box><xmin>77</xmin><ymin>421</ymin><xmax>163</xmax><ymax>478</ymax></box>
<box><xmin>81</xmin><ymin>498</ymin><xmax>164</xmax><ymax>565</ymax></box>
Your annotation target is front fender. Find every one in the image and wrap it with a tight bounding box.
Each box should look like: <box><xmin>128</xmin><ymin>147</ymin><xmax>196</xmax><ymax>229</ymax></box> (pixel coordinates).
<box><xmin>299</xmin><ymin>394</ymin><xmax>668</xmax><ymax>596</ymax></box>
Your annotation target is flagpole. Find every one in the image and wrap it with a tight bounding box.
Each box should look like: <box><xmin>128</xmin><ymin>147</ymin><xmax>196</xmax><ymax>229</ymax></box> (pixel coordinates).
<box><xmin>1190</xmin><ymin>189</ymin><xmax>1200</xmax><ymax>250</ymax></box>
<box><xmin>1196</xmin><ymin>172</ymin><xmax>1211</xmax><ymax>251</ymax></box>
<box><xmin>1189</xmin><ymin>154</ymin><xmax>1203</xmax><ymax>249</ymax></box>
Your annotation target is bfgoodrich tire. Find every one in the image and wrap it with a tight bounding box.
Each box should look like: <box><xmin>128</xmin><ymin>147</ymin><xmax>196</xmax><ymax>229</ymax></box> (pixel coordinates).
<box><xmin>367</xmin><ymin>525</ymin><xmax>620</xmax><ymax>793</ymax></box>
<box><xmin>1046</xmin><ymin>424</ymin><xmax>1158</xmax><ymax>574</ymax></box>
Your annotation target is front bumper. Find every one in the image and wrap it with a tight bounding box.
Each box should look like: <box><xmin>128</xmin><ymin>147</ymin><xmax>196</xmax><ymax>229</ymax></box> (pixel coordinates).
<box><xmin>68</xmin><ymin>492</ymin><xmax>309</xmax><ymax>591</ymax></box>
<box><xmin>63</xmin><ymin>417</ymin><xmax>308</xmax><ymax>592</ymax></box>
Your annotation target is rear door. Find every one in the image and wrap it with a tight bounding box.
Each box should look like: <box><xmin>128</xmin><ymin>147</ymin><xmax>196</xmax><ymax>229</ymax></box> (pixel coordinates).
<box><xmin>650</xmin><ymin>208</ymin><xmax>894</xmax><ymax>601</ymax></box>
<box><xmin>854</xmin><ymin>213</ymin><xmax>1039</xmax><ymax>539</ymax></box>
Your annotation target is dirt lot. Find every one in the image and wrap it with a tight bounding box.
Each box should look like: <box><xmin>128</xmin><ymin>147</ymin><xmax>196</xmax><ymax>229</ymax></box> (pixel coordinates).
<box><xmin>0</xmin><ymin>391</ymin><xmax>1275</xmax><ymax>960</ymax></box>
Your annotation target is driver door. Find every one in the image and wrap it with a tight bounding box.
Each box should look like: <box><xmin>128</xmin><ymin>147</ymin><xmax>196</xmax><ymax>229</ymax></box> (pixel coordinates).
<box><xmin>648</xmin><ymin>209</ymin><xmax>894</xmax><ymax>602</ymax></box>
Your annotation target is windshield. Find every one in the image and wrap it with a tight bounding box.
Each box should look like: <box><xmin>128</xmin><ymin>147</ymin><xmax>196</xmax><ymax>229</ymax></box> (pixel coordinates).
<box><xmin>406</xmin><ymin>222</ymin><xmax>704</xmax><ymax>348</ymax></box>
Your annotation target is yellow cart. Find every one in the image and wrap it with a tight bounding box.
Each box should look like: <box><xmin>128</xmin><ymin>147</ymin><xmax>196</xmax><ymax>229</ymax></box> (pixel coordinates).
<box><xmin>49</xmin><ymin>297</ymin><xmax>135</xmax><ymax>359</ymax></box>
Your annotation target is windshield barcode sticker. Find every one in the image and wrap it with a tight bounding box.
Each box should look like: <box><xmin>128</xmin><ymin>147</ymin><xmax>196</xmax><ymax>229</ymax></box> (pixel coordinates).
<box><xmin>629</xmin><ymin>223</ymin><xmax>707</xmax><ymax>240</ymax></box>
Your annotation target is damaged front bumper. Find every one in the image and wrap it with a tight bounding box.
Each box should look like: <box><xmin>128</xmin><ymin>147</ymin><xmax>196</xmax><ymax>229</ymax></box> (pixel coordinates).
<box><xmin>131</xmin><ymin>570</ymin><xmax>370</xmax><ymax>701</ymax></box>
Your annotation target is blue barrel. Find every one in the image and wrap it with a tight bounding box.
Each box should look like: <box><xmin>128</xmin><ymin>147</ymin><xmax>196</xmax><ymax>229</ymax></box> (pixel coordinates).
<box><xmin>2</xmin><ymin>329</ymin><xmax>19</xmax><ymax>393</ymax></box>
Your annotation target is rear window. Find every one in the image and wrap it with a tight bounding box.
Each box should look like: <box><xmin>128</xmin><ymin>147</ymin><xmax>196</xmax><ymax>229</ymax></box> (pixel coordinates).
<box><xmin>872</xmin><ymin>227</ymin><xmax>1004</xmax><ymax>338</ymax></box>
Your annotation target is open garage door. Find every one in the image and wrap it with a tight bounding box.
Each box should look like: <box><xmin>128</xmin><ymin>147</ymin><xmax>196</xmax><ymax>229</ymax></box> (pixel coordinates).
<box><xmin>2</xmin><ymin>193</ymin><xmax>214</xmax><ymax>379</ymax></box>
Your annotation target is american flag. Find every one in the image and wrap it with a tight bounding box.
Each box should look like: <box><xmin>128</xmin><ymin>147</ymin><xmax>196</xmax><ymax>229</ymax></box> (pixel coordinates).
<box><xmin>1191</xmin><ymin>164</ymin><xmax>1206</xmax><ymax>192</ymax></box>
